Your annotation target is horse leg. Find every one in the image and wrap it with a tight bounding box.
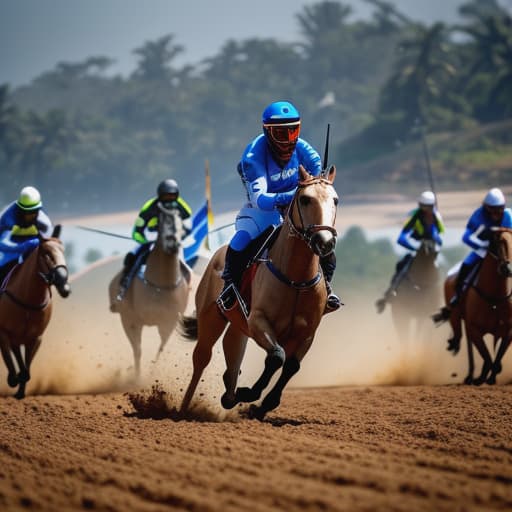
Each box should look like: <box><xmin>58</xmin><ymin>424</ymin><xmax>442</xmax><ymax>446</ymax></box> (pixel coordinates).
<box><xmin>446</xmin><ymin>311</ymin><xmax>462</xmax><ymax>355</ymax></box>
<box><xmin>155</xmin><ymin>322</ymin><xmax>174</xmax><ymax>362</ymax></box>
<box><xmin>120</xmin><ymin>315</ymin><xmax>143</xmax><ymax>377</ymax></box>
<box><xmin>11</xmin><ymin>337</ymin><xmax>42</xmax><ymax>400</ymax></box>
<box><xmin>220</xmin><ymin>325</ymin><xmax>248</xmax><ymax>409</ymax></box>
<box><xmin>463</xmin><ymin>336</ymin><xmax>476</xmax><ymax>385</ymax></box>
<box><xmin>236</xmin><ymin>315</ymin><xmax>285</xmax><ymax>403</ymax></box>
<box><xmin>487</xmin><ymin>336</ymin><xmax>511</xmax><ymax>385</ymax></box>
<box><xmin>471</xmin><ymin>336</ymin><xmax>493</xmax><ymax>386</ymax></box>
<box><xmin>249</xmin><ymin>356</ymin><xmax>301</xmax><ymax>421</ymax></box>
<box><xmin>0</xmin><ymin>333</ymin><xmax>18</xmax><ymax>388</ymax></box>
<box><xmin>180</xmin><ymin>311</ymin><xmax>227</xmax><ymax>413</ymax></box>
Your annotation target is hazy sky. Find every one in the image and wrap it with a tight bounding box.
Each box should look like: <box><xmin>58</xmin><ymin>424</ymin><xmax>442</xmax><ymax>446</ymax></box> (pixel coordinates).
<box><xmin>1</xmin><ymin>0</ymin><xmax>511</xmax><ymax>87</ymax></box>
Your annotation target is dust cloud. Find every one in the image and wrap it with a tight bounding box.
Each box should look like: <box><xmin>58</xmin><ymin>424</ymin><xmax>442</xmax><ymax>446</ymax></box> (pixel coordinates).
<box><xmin>1</xmin><ymin>257</ymin><xmax>511</xmax><ymax>410</ymax></box>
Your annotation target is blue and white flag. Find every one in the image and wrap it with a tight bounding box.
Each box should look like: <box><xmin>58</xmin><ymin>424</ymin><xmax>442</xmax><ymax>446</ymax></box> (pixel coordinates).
<box><xmin>183</xmin><ymin>201</ymin><xmax>209</xmax><ymax>264</ymax></box>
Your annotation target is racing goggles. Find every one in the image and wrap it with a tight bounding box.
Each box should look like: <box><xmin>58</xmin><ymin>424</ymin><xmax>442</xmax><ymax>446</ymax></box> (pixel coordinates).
<box><xmin>264</xmin><ymin>121</ymin><xmax>301</xmax><ymax>143</ymax></box>
<box><xmin>485</xmin><ymin>205</ymin><xmax>505</xmax><ymax>214</ymax></box>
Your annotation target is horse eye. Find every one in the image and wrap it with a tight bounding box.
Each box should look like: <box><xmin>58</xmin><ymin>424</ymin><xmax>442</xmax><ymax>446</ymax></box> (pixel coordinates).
<box><xmin>334</xmin><ymin>197</ymin><xmax>339</xmax><ymax>207</ymax></box>
<box><xmin>300</xmin><ymin>196</ymin><xmax>311</xmax><ymax>207</ymax></box>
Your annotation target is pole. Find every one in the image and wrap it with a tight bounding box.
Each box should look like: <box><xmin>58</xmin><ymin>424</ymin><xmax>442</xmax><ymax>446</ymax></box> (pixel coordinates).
<box><xmin>323</xmin><ymin>123</ymin><xmax>331</xmax><ymax>170</ymax></box>
<box><xmin>75</xmin><ymin>225</ymin><xmax>132</xmax><ymax>240</ymax></box>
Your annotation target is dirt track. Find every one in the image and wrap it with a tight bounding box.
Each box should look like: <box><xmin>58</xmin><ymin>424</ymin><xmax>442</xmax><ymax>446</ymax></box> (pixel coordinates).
<box><xmin>1</xmin><ymin>189</ymin><xmax>512</xmax><ymax>511</ymax></box>
<box><xmin>1</xmin><ymin>385</ymin><xmax>511</xmax><ymax>512</ymax></box>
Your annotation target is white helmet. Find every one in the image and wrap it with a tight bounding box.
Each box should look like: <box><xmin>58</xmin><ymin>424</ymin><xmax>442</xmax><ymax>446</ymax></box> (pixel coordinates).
<box><xmin>483</xmin><ymin>187</ymin><xmax>505</xmax><ymax>207</ymax></box>
<box><xmin>418</xmin><ymin>190</ymin><xmax>436</xmax><ymax>206</ymax></box>
<box><xmin>16</xmin><ymin>186</ymin><xmax>42</xmax><ymax>211</ymax></box>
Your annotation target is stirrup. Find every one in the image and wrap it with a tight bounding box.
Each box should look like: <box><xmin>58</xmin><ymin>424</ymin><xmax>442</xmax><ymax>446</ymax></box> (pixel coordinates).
<box><xmin>217</xmin><ymin>283</ymin><xmax>237</xmax><ymax>311</ymax></box>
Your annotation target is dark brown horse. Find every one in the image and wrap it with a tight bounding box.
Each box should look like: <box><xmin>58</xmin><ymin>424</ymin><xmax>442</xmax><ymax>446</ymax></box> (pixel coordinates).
<box><xmin>391</xmin><ymin>240</ymin><xmax>442</xmax><ymax>341</ymax></box>
<box><xmin>109</xmin><ymin>205</ymin><xmax>191</xmax><ymax>376</ymax></box>
<box><xmin>440</xmin><ymin>227</ymin><xmax>512</xmax><ymax>385</ymax></box>
<box><xmin>0</xmin><ymin>225</ymin><xmax>70</xmax><ymax>399</ymax></box>
<box><xmin>179</xmin><ymin>165</ymin><xmax>338</xmax><ymax>420</ymax></box>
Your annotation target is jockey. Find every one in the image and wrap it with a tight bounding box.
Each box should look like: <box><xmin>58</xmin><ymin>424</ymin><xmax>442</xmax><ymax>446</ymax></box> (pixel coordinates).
<box><xmin>376</xmin><ymin>190</ymin><xmax>444</xmax><ymax>313</ymax></box>
<box><xmin>116</xmin><ymin>179</ymin><xmax>192</xmax><ymax>301</ymax></box>
<box><xmin>218</xmin><ymin>100</ymin><xmax>341</xmax><ymax>313</ymax></box>
<box><xmin>0</xmin><ymin>186</ymin><xmax>53</xmax><ymax>282</ymax></box>
<box><xmin>434</xmin><ymin>187</ymin><xmax>512</xmax><ymax>322</ymax></box>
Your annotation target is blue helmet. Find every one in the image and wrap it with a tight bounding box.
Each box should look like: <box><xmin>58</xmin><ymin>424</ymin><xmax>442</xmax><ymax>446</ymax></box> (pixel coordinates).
<box><xmin>262</xmin><ymin>101</ymin><xmax>301</xmax><ymax>163</ymax></box>
<box><xmin>262</xmin><ymin>101</ymin><xmax>300</xmax><ymax>124</ymax></box>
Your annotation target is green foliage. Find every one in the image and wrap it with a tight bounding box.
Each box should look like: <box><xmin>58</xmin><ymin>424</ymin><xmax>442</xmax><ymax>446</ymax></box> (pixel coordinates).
<box><xmin>1</xmin><ymin>0</ymin><xmax>511</xmax><ymax>214</ymax></box>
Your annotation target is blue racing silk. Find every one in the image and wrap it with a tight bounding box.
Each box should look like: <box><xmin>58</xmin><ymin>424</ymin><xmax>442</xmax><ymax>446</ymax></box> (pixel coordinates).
<box><xmin>0</xmin><ymin>202</ymin><xmax>53</xmax><ymax>239</ymax></box>
<box><xmin>238</xmin><ymin>135</ymin><xmax>322</xmax><ymax>211</ymax></box>
<box><xmin>397</xmin><ymin>208</ymin><xmax>445</xmax><ymax>252</ymax></box>
<box><xmin>0</xmin><ymin>231</ymin><xmax>40</xmax><ymax>268</ymax></box>
<box><xmin>462</xmin><ymin>205</ymin><xmax>512</xmax><ymax>258</ymax></box>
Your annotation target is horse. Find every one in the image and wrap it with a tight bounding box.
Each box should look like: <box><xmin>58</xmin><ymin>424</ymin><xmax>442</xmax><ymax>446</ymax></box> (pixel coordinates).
<box><xmin>0</xmin><ymin>225</ymin><xmax>70</xmax><ymax>399</ymax></box>
<box><xmin>179</xmin><ymin>165</ymin><xmax>338</xmax><ymax>420</ymax></box>
<box><xmin>109</xmin><ymin>205</ymin><xmax>191</xmax><ymax>376</ymax></box>
<box><xmin>440</xmin><ymin>227</ymin><xmax>512</xmax><ymax>385</ymax></box>
<box><xmin>390</xmin><ymin>239</ymin><xmax>442</xmax><ymax>341</ymax></box>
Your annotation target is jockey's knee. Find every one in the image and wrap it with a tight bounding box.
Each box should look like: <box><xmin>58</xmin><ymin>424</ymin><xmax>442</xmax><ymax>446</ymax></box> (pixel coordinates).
<box><xmin>230</xmin><ymin>230</ymin><xmax>252</xmax><ymax>251</ymax></box>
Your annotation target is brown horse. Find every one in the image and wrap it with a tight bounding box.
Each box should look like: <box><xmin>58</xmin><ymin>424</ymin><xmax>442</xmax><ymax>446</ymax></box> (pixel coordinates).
<box><xmin>180</xmin><ymin>165</ymin><xmax>338</xmax><ymax>420</ymax></box>
<box><xmin>391</xmin><ymin>240</ymin><xmax>442</xmax><ymax>341</ymax></box>
<box><xmin>109</xmin><ymin>205</ymin><xmax>191</xmax><ymax>376</ymax></box>
<box><xmin>441</xmin><ymin>227</ymin><xmax>512</xmax><ymax>385</ymax></box>
<box><xmin>0</xmin><ymin>225</ymin><xmax>70</xmax><ymax>399</ymax></box>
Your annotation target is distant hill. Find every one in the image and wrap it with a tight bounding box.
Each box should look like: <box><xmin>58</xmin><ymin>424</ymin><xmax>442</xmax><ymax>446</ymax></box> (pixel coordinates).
<box><xmin>336</xmin><ymin>119</ymin><xmax>512</xmax><ymax>195</ymax></box>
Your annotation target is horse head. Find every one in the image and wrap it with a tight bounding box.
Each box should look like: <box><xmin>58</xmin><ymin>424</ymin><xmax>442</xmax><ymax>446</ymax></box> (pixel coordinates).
<box><xmin>417</xmin><ymin>238</ymin><xmax>439</xmax><ymax>260</ymax></box>
<box><xmin>489</xmin><ymin>227</ymin><xmax>512</xmax><ymax>278</ymax></box>
<box><xmin>286</xmin><ymin>165</ymin><xmax>338</xmax><ymax>257</ymax></box>
<box><xmin>157</xmin><ymin>203</ymin><xmax>183</xmax><ymax>255</ymax></box>
<box><xmin>38</xmin><ymin>224</ymin><xmax>71</xmax><ymax>298</ymax></box>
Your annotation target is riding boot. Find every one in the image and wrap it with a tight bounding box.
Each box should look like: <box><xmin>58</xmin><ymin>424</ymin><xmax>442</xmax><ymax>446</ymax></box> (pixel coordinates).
<box><xmin>320</xmin><ymin>252</ymin><xmax>342</xmax><ymax>313</ymax></box>
<box><xmin>218</xmin><ymin>245</ymin><xmax>251</xmax><ymax>310</ymax></box>
<box><xmin>375</xmin><ymin>254</ymin><xmax>412</xmax><ymax>314</ymax></box>
<box><xmin>434</xmin><ymin>262</ymin><xmax>473</xmax><ymax>323</ymax></box>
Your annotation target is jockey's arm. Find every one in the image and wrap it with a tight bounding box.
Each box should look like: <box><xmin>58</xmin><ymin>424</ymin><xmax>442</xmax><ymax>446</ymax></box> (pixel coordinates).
<box><xmin>132</xmin><ymin>199</ymin><xmax>156</xmax><ymax>245</ymax></box>
<box><xmin>463</xmin><ymin>224</ymin><xmax>489</xmax><ymax>257</ymax></box>
<box><xmin>397</xmin><ymin>229</ymin><xmax>420</xmax><ymax>252</ymax></box>
<box><xmin>36</xmin><ymin>209</ymin><xmax>53</xmax><ymax>237</ymax></box>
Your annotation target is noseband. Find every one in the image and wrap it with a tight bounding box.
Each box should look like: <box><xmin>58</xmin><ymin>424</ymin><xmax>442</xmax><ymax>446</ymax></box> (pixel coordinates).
<box><xmin>286</xmin><ymin>176</ymin><xmax>337</xmax><ymax>248</ymax></box>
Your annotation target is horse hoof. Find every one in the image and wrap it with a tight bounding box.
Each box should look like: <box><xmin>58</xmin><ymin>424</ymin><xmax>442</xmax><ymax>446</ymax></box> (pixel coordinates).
<box><xmin>486</xmin><ymin>374</ymin><xmax>496</xmax><ymax>385</ymax></box>
<box><xmin>472</xmin><ymin>377</ymin><xmax>485</xmax><ymax>386</ymax></box>
<box><xmin>14</xmin><ymin>390</ymin><xmax>25</xmax><ymax>400</ymax></box>
<box><xmin>235</xmin><ymin>387</ymin><xmax>259</xmax><ymax>403</ymax></box>
<box><xmin>463</xmin><ymin>376</ymin><xmax>473</xmax><ymax>385</ymax></box>
<box><xmin>7</xmin><ymin>374</ymin><xmax>18</xmax><ymax>388</ymax></box>
<box><xmin>248</xmin><ymin>404</ymin><xmax>266</xmax><ymax>421</ymax></box>
<box><xmin>220</xmin><ymin>393</ymin><xmax>238</xmax><ymax>410</ymax></box>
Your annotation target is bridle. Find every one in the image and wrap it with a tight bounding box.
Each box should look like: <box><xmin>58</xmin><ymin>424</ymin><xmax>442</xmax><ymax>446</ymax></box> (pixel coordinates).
<box><xmin>285</xmin><ymin>176</ymin><xmax>337</xmax><ymax>250</ymax></box>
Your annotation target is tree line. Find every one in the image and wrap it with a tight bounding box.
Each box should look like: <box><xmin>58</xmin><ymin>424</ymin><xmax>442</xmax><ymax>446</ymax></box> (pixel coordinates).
<box><xmin>0</xmin><ymin>0</ymin><xmax>510</xmax><ymax>215</ymax></box>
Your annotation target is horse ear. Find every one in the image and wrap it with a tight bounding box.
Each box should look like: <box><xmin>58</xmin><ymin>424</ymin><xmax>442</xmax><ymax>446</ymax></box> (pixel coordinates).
<box><xmin>325</xmin><ymin>165</ymin><xmax>336</xmax><ymax>183</ymax></box>
<box><xmin>51</xmin><ymin>224</ymin><xmax>62</xmax><ymax>239</ymax></box>
<box><xmin>299</xmin><ymin>164</ymin><xmax>310</xmax><ymax>182</ymax></box>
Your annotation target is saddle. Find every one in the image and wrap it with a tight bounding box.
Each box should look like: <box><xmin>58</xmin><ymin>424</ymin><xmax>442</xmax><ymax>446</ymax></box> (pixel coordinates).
<box><xmin>218</xmin><ymin>226</ymin><xmax>280</xmax><ymax>320</ymax></box>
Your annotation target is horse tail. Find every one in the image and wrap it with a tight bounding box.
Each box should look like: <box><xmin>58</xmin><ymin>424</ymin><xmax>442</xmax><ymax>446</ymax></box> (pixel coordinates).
<box><xmin>179</xmin><ymin>313</ymin><xmax>198</xmax><ymax>341</ymax></box>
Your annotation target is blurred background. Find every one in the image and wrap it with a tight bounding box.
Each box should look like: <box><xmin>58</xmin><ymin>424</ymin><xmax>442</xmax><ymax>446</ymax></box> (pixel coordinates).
<box><xmin>1</xmin><ymin>0</ymin><xmax>511</xmax><ymax>287</ymax></box>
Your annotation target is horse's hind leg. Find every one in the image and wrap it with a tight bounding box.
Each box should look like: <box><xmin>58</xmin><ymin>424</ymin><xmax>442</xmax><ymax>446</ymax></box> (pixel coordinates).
<box><xmin>0</xmin><ymin>333</ymin><xmax>18</xmax><ymax>388</ymax></box>
<box><xmin>155</xmin><ymin>322</ymin><xmax>174</xmax><ymax>362</ymax></box>
<box><xmin>464</xmin><ymin>337</ymin><xmax>475</xmax><ymax>385</ymax></box>
<box><xmin>249</xmin><ymin>356</ymin><xmax>301</xmax><ymax>421</ymax></box>
<box><xmin>220</xmin><ymin>326</ymin><xmax>247</xmax><ymax>409</ymax></box>
<box><xmin>180</xmin><ymin>310</ymin><xmax>227</xmax><ymax>413</ymax></box>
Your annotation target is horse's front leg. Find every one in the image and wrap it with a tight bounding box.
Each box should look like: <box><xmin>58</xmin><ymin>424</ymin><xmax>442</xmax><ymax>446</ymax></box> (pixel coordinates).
<box><xmin>12</xmin><ymin>337</ymin><xmax>42</xmax><ymax>400</ymax></box>
<box><xmin>471</xmin><ymin>335</ymin><xmax>493</xmax><ymax>386</ymax></box>
<box><xmin>0</xmin><ymin>333</ymin><xmax>18</xmax><ymax>388</ymax></box>
<box><xmin>464</xmin><ymin>336</ymin><xmax>475</xmax><ymax>385</ymax></box>
<box><xmin>220</xmin><ymin>325</ymin><xmax>247</xmax><ymax>409</ymax></box>
<box><xmin>235</xmin><ymin>313</ymin><xmax>285</xmax><ymax>404</ymax></box>
<box><xmin>487</xmin><ymin>336</ymin><xmax>511</xmax><ymax>385</ymax></box>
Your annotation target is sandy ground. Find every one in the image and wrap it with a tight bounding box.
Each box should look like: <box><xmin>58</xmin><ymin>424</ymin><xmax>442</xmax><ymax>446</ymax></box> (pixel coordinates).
<box><xmin>1</xmin><ymin>189</ymin><xmax>512</xmax><ymax>511</ymax></box>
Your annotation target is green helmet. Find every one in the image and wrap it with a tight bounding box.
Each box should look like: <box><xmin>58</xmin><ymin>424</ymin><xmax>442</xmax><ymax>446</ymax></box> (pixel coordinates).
<box><xmin>17</xmin><ymin>186</ymin><xmax>42</xmax><ymax>211</ymax></box>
